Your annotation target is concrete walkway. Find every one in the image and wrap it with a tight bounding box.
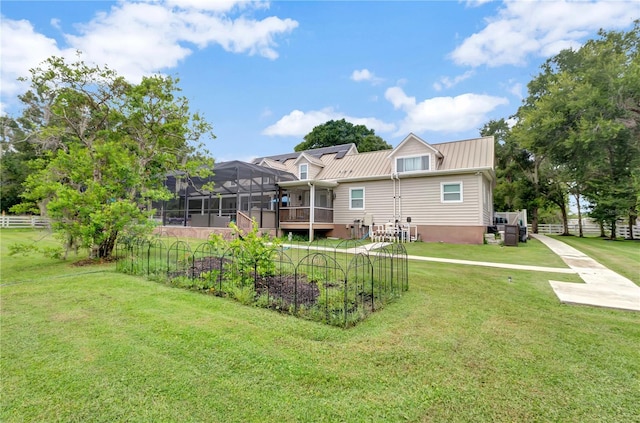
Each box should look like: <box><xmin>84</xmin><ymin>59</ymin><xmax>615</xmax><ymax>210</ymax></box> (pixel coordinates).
<box><xmin>529</xmin><ymin>234</ymin><xmax>640</xmax><ymax>312</ymax></box>
<box><xmin>286</xmin><ymin>237</ymin><xmax>640</xmax><ymax>312</ymax></box>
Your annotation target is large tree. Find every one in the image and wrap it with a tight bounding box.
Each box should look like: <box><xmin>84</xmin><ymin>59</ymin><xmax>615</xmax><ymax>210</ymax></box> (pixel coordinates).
<box><xmin>1</xmin><ymin>116</ymin><xmax>37</xmax><ymax>212</ymax></box>
<box><xmin>295</xmin><ymin>119</ymin><xmax>392</xmax><ymax>152</ymax></box>
<box><xmin>11</xmin><ymin>55</ymin><xmax>214</xmax><ymax>258</ymax></box>
<box><xmin>511</xmin><ymin>22</ymin><xmax>639</xmax><ymax>238</ymax></box>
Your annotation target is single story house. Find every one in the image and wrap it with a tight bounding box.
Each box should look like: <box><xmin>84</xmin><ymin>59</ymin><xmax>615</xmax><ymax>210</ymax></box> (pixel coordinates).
<box><xmin>157</xmin><ymin>133</ymin><xmax>495</xmax><ymax>244</ymax></box>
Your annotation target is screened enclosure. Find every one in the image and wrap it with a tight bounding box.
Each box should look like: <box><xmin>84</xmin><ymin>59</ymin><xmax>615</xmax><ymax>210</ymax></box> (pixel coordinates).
<box><xmin>154</xmin><ymin>160</ymin><xmax>297</xmax><ymax>229</ymax></box>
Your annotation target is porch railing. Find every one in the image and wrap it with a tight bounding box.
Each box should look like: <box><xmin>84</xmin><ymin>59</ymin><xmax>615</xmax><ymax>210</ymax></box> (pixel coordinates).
<box><xmin>280</xmin><ymin>207</ymin><xmax>333</xmax><ymax>223</ymax></box>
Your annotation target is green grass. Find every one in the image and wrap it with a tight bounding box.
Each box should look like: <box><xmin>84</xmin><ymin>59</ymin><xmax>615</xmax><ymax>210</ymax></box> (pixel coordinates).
<box><xmin>403</xmin><ymin>237</ymin><xmax>569</xmax><ymax>268</ymax></box>
<box><xmin>549</xmin><ymin>235</ymin><xmax>640</xmax><ymax>285</ymax></box>
<box><xmin>1</xmin><ymin>230</ymin><xmax>639</xmax><ymax>422</ymax></box>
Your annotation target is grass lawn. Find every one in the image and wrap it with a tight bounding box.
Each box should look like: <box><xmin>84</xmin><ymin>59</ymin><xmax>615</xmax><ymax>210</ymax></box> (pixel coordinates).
<box><xmin>548</xmin><ymin>235</ymin><xmax>640</xmax><ymax>286</ymax></box>
<box><xmin>403</xmin><ymin>237</ymin><xmax>570</xmax><ymax>268</ymax></box>
<box><xmin>1</xmin><ymin>230</ymin><xmax>639</xmax><ymax>422</ymax></box>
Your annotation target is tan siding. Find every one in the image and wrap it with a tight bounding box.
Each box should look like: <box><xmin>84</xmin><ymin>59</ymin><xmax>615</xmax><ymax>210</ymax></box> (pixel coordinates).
<box><xmin>334</xmin><ymin>174</ymin><xmax>482</xmax><ymax>226</ymax></box>
<box><xmin>333</xmin><ymin>180</ymin><xmax>397</xmax><ymax>225</ymax></box>
<box><xmin>309</xmin><ymin>163</ymin><xmax>323</xmax><ymax>179</ymax></box>
<box><xmin>397</xmin><ymin>174</ymin><xmax>480</xmax><ymax>226</ymax></box>
<box><xmin>482</xmin><ymin>177</ymin><xmax>493</xmax><ymax>225</ymax></box>
<box><xmin>394</xmin><ymin>136</ymin><xmax>435</xmax><ymax>157</ymax></box>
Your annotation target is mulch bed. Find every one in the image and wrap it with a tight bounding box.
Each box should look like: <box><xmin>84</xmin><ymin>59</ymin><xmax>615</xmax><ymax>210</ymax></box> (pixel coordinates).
<box><xmin>171</xmin><ymin>257</ymin><xmax>322</xmax><ymax>307</ymax></box>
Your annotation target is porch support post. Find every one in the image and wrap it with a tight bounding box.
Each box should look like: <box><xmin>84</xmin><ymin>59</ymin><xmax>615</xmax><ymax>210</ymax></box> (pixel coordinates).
<box><xmin>309</xmin><ymin>182</ymin><xmax>315</xmax><ymax>242</ymax></box>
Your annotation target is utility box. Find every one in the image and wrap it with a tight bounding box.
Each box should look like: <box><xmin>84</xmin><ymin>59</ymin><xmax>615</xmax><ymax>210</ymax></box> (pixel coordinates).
<box><xmin>504</xmin><ymin>225</ymin><xmax>519</xmax><ymax>246</ymax></box>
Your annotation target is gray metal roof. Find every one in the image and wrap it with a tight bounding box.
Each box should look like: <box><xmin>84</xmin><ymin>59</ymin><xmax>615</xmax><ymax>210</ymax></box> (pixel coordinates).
<box><xmin>252</xmin><ymin>143</ymin><xmax>357</xmax><ymax>164</ymax></box>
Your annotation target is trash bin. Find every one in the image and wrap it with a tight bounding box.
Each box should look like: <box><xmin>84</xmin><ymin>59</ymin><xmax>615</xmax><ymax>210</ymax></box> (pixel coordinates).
<box><xmin>504</xmin><ymin>225</ymin><xmax>519</xmax><ymax>246</ymax></box>
<box><xmin>519</xmin><ymin>226</ymin><xmax>528</xmax><ymax>243</ymax></box>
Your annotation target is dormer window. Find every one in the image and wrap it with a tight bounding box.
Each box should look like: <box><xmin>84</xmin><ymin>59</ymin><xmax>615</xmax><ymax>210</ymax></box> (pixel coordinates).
<box><xmin>299</xmin><ymin>163</ymin><xmax>308</xmax><ymax>180</ymax></box>
<box><xmin>396</xmin><ymin>155</ymin><xmax>430</xmax><ymax>173</ymax></box>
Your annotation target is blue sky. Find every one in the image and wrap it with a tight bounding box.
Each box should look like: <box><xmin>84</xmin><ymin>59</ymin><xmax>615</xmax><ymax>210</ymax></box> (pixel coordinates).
<box><xmin>1</xmin><ymin>0</ymin><xmax>637</xmax><ymax>162</ymax></box>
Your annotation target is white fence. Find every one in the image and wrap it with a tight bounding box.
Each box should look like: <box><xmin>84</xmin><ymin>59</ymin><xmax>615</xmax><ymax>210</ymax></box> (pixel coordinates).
<box><xmin>530</xmin><ymin>223</ymin><xmax>639</xmax><ymax>239</ymax></box>
<box><xmin>0</xmin><ymin>215</ymin><xmax>50</xmax><ymax>229</ymax></box>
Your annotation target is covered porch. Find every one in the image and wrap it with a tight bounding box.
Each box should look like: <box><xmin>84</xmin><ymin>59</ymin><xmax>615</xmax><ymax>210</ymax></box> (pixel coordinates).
<box><xmin>278</xmin><ymin>180</ymin><xmax>338</xmax><ymax>241</ymax></box>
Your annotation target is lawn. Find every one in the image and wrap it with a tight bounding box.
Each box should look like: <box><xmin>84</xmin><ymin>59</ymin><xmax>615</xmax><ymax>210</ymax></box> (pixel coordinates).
<box><xmin>548</xmin><ymin>235</ymin><xmax>640</xmax><ymax>285</ymax></box>
<box><xmin>402</xmin><ymin>237</ymin><xmax>569</xmax><ymax>267</ymax></box>
<box><xmin>1</xmin><ymin>230</ymin><xmax>639</xmax><ymax>422</ymax></box>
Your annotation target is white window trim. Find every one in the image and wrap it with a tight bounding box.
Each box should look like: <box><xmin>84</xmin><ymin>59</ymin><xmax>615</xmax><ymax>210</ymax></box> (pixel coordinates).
<box><xmin>395</xmin><ymin>154</ymin><xmax>431</xmax><ymax>173</ymax></box>
<box><xmin>349</xmin><ymin>187</ymin><xmax>365</xmax><ymax>210</ymax></box>
<box><xmin>441</xmin><ymin>181</ymin><xmax>463</xmax><ymax>203</ymax></box>
<box><xmin>299</xmin><ymin>163</ymin><xmax>308</xmax><ymax>180</ymax></box>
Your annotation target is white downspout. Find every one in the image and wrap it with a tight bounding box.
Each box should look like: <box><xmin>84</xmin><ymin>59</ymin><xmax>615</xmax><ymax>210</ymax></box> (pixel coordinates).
<box><xmin>391</xmin><ymin>173</ymin><xmax>396</xmax><ymax>221</ymax></box>
<box><xmin>397</xmin><ymin>173</ymin><xmax>402</xmax><ymax>222</ymax></box>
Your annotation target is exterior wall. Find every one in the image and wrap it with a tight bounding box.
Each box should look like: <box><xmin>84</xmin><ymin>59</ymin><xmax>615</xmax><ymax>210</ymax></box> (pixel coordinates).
<box><xmin>394</xmin><ymin>136</ymin><xmax>435</xmax><ymax>157</ymax></box>
<box><xmin>333</xmin><ymin>174</ymin><xmax>483</xmax><ymax>227</ymax></box>
<box><xmin>396</xmin><ymin>174</ymin><xmax>481</xmax><ymax>226</ymax></box>
<box><xmin>333</xmin><ymin>179</ymin><xmax>397</xmax><ymax>226</ymax></box>
<box><xmin>154</xmin><ymin>226</ymin><xmax>276</xmax><ymax>240</ymax></box>
<box><xmin>481</xmin><ymin>177</ymin><xmax>493</xmax><ymax>226</ymax></box>
<box><xmin>297</xmin><ymin>158</ymin><xmax>323</xmax><ymax>180</ymax></box>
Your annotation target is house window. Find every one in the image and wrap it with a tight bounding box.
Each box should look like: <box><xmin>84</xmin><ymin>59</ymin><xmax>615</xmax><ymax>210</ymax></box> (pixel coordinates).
<box><xmin>299</xmin><ymin>163</ymin><xmax>308</xmax><ymax>180</ymax></box>
<box><xmin>396</xmin><ymin>155</ymin><xmax>429</xmax><ymax>173</ymax></box>
<box><xmin>350</xmin><ymin>188</ymin><xmax>364</xmax><ymax>210</ymax></box>
<box><xmin>441</xmin><ymin>182</ymin><xmax>462</xmax><ymax>203</ymax></box>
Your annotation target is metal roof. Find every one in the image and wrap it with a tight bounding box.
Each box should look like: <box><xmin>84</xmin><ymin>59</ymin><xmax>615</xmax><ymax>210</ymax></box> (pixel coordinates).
<box><xmin>255</xmin><ymin>136</ymin><xmax>494</xmax><ymax>182</ymax></box>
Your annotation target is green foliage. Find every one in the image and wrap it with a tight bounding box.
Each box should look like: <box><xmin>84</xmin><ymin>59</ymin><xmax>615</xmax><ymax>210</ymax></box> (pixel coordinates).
<box><xmin>485</xmin><ymin>23</ymin><xmax>640</xmax><ymax>236</ymax></box>
<box><xmin>9</xmin><ymin>54</ymin><xmax>215</xmax><ymax>257</ymax></box>
<box><xmin>8</xmin><ymin>242</ymin><xmax>64</xmax><ymax>260</ymax></box>
<box><xmin>231</xmin><ymin>285</ymin><xmax>256</xmax><ymax>305</ymax></box>
<box><xmin>0</xmin><ymin>117</ymin><xmax>38</xmax><ymax>213</ymax></box>
<box><xmin>509</xmin><ymin>22</ymin><xmax>640</xmax><ymax>237</ymax></box>
<box><xmin>294</xmin><ymin>119</ymin><xmax>392</xmax><ymax>152</ymax></box>
<box><xmin>227</xmin><ymin>220</ymin><xmax>281</xmax><ymax>282</ymax></box>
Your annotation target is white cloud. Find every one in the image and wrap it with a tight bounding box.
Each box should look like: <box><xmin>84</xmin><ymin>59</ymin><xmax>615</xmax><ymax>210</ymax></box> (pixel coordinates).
<box><xmin>0</xmin><ymin>18</ymin><xmax>72</xmax><ymax>105</ymax></box>
<box><xmin>433</xmin><ymin>70</ymin><xmax>475</xmax><ymax>91</ymax></box>
<box><xmin>262</xmin><ymin>108</ymin><xmax>396</xmax><ymax>137</ymax></box>
<box><xmin>165</xmin><ymin>0</ymin><xmax>257</xmax><ymax>13</ymax></box>
<box><xmin>63</xmin><ymin>1</ymin><xmax>298</xmax><ymax>80</ymax></box>
<box><xmin>350</xmin><ymin>68</ymin><xmax>383</xmax><ymax>84</ymax></box>
<box><xmin>385</xmin><ymin>86</ymin><xmax>509</xmax><ymax>134</ymax></box>
<box><xmin>507</xmin><ymin>81</ymin><xmax>523</xmax><ymax>99</ymax></box>
<box><xmin>451</xmin><ymin>0</ymin><xmax>638</xmax><ymax>67</ymax></box>
<box><xmin>465</xmin><ymin>0</ymin><xmax>493</xmax><ymax>7</ymax></box>
<box><xmin>1</xmin><ymin>1</ymin><xmax>298</xmax><ymax>108</ymax></box>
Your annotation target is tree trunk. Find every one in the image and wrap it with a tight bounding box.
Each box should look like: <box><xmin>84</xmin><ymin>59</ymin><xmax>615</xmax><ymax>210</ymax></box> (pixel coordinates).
<box><xmin>560</xmin><ymin>204</ymin><xmax>569</xmax><ymax>236</ymax></box>
<box><xmin>576</xmin><ymin>192</ymin><xmax>583</xmax><ymax>238</ymax></box>
<box><xmin>609</xmin><ymin>219</ymin><xmax>617</xmax><ymax>240</ymax></box>
<box><xmin>97</xmin><ymin>231</ymin><xmax>118</xmax><ymax>258</ymax></box>
<box><xmin>531</xmin><ymin>206</ymin><xmax>539</xmax><ymax>233</ymax></box>
<box><xmin>599</xmin><ymin>221</ymin><xmax>606</xmax><ymax>237</ymax></box>
<box><xmin>629</xmin><ymin>212</ymin><xmax>637</xmax><ymax>240</ymax></box>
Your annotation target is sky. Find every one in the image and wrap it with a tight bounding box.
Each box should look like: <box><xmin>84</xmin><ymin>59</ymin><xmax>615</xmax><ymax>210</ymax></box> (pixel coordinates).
<box><xmin>1</xmin><ymin>0</ymin><xmax>638</xmax><ymax>162</ymax></box>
